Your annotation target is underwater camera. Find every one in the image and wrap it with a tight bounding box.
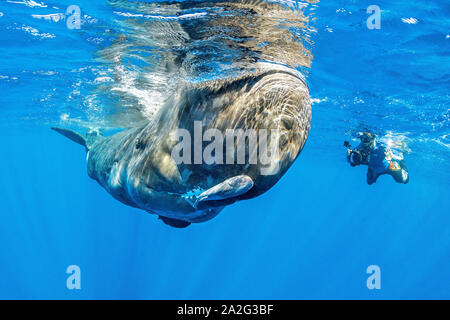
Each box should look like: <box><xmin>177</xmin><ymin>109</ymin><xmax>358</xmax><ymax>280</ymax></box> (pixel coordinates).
<box><xmin>350</xmin><ymin>150</ymin><xmax>363</xmax><ymax>166</ymax></box>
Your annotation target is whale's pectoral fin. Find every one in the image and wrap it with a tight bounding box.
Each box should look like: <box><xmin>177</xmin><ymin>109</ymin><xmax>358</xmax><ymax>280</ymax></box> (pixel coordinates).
<box><xmin>52</xmin><ymin>127</ymin><xmax>87</xmax><ymax>148</ymax></box>
<box><xmin>52</xmin><ymin>127</ymin><xmax>103</xmax><ymax>150</ymax></box>
<box><xmin>158</xmin><ymin>216</ymin><xmax>191</xmax><ymax>228</ymax></box>
<box><xmin>193</xmin><ymin>175</ymin><xmax>254</xmax><ymax>208</ymax></box>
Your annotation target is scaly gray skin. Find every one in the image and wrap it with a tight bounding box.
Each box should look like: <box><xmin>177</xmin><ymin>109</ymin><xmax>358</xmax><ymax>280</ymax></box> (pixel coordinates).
<box><xmin>54</xmin><ymin>65</ymin><xmax>311</xmax><ymax>227</ymax></box>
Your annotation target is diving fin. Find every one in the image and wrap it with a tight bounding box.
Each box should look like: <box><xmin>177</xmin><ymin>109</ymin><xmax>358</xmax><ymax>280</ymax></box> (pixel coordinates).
<box><xmin>159</xmin><ymin>216</ymin><xmax>191</xmax><ymax>228</ymax></box>
<box><xmin>193</xmin><ymin>175</ymin><xmax>254</xmax><ymax>208</ymax></box>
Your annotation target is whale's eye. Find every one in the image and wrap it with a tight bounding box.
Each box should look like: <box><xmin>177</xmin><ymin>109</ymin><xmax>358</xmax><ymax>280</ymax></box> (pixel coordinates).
<box><xmin>135</xmin><ymin>138</ymin><xmax>145</xmax><ymax>150</ymax></box>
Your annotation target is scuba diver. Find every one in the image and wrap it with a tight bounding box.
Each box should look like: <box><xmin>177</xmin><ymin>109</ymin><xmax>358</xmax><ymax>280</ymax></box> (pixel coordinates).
<box><xmin>344</xmin><ymin>132</ymin><xmax>409</xmax><ymax>185</ymax></box>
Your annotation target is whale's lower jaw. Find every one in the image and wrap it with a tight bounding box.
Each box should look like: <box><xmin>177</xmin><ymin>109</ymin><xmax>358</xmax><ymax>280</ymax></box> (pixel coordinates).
<box><xmin>105</xmin><ymin>181</ymin><xmax>226</xmax><ymax>224</ymax></box>
<box><xmin>90</xmin><ymin>161</ymin><xmax>242</xmax><ymax>226</ymax></box>
<box><xmin>145</xmin><ymin>205</ymin><xmax>225</xmax><ymax>224</ymax></box>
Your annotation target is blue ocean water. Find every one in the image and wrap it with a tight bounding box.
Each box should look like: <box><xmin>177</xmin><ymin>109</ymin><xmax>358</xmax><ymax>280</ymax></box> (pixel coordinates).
<box><xmin>0</xmin><ymin>0</ymin><xmax>449</xmax><ymax>299</ymax></box>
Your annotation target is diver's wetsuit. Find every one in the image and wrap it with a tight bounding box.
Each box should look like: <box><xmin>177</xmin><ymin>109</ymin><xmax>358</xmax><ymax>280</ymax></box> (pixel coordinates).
<box><xmin>348</xmin><ymin>142</ymin><xmax>409</xmax><ymax>185</ymax></box>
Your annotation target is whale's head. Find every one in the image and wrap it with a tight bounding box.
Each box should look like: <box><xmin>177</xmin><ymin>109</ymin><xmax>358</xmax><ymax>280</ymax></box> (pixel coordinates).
<box><xmin>160</xmin><ymin>65</ymin><xmax>311</xmax><ymax>200</ymax></box>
